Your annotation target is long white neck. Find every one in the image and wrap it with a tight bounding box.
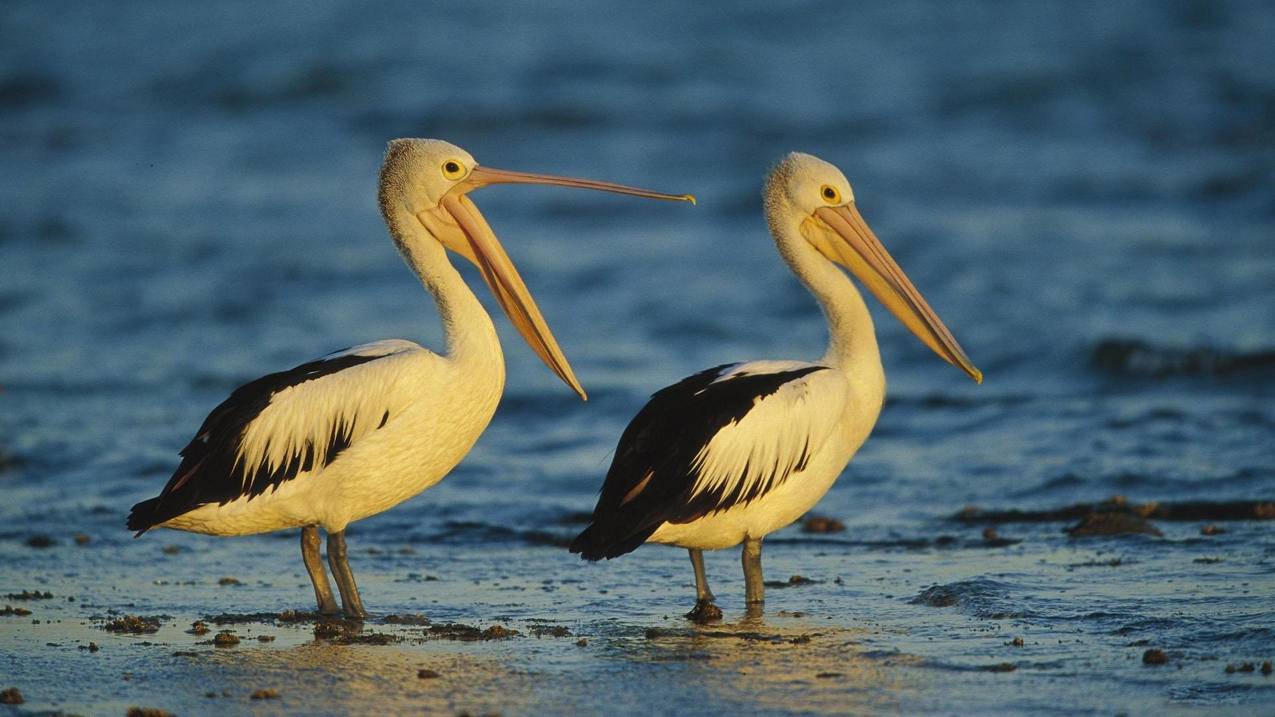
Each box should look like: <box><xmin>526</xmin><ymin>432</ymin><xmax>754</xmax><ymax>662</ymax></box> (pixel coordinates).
<box><xmin>384</xmin><ymin>208</ymin><xmax>504</xmax><ymax>384</ymax></box>
<box><xmin>772</xmin><ymin>211</ymin><xmax>886</xmax><ymax>408</ymax></box>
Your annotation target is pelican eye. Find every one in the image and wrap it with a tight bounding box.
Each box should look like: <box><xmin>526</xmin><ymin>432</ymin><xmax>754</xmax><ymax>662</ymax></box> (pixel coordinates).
<box><xmin>820</xmin><ymin>184</ymin><xmax>841</xmax><ymax>204</ymax></box>
<box><xmin>441</xmin><ymin>160</ymin><xmax>466</xmax><ymax>180</ymax></box>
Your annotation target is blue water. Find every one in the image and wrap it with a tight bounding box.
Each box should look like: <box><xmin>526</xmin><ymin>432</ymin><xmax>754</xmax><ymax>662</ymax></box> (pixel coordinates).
<box><xmin>1</xmin><ymin>2</ymin><xmax>1273</xmax><ymax>715</ymax></box>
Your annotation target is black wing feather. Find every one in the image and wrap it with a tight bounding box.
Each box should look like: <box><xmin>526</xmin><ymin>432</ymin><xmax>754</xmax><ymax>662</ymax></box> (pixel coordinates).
<box><xmin>570</xmin><ymin>363</ymin><xmax>826</xmax><ymax>560</ymax></box>
<box><xmin>127</xmin><ymin>352</ymin><xmax>383</xmax><ymax>534</ymax></box>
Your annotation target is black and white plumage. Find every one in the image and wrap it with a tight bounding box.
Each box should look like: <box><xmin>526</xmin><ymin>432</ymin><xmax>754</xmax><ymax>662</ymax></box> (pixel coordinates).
<box><xmin>128</xmin><ymin>341</ymin><xmax>411</xmax><ymax>533</ymax></box>
<box><xmin>571</xmin><ymin>152</ymin><xmax>981</xmax><ymax>618</ymax></box>
<box><xmin>127</xmin><ymin>139</ymin><xmax>692</xmax><ymax>618</ymax></box>
<box><xmin>571</xmin><ymin>361</ymin><xmax>843</xmax><ymax>559</ymax></box>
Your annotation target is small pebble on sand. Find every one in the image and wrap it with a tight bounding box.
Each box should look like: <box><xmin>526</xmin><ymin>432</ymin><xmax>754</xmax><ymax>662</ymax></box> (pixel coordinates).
<box><xmin>417</xmin><ymin>669</ymin><xmax>441</xmax><ymax>679</ymax></box>
<box><xmin>217</xmin><ymin>577</ymin><xmax>241</xmax><ymax>586</ymax></box>
<box><xmin>250</xmin><ymin>689</ymin><xmax>280</xmax><ymax>700</ymax></box>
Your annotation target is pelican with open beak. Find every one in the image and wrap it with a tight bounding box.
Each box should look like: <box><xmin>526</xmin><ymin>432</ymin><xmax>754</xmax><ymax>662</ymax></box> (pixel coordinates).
<box><xmin>128</xmin><ymin>138</ymin><xmax>693</xmax><ymax>618</ymax></box>
<box><xmin>571</xmin><ymin>151</ymin><xmax>979</xmax><ymax>621</ymax></box>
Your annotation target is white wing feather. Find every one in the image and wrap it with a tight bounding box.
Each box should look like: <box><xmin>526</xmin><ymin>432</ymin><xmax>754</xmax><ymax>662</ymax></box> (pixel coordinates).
<box><xmin>687</xmin><ymin>361</ymin><xmax>848</xmax><ymax>504</ymax></box>
<box><xmin>235</xmin><ymin>341</ymin><xmax>430</xmax><ymax>487</ymax></box>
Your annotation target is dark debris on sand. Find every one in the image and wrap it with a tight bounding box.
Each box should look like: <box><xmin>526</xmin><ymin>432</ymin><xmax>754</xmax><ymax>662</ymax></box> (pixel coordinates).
<box><xmin>209</xmin><ymin>610</ymin><xmax>320</xmax><ymax>625</ymax></box>
<box><xmin>0</xmin><ymin>688</ymin><xmax>23</xmax><ymax>705</ymax></box>
<box><xmin>801</xmin><ymin>514</ymin><xmax>845</xmax><ymax>533</ymax></box>
<box><xmin>979</xmin><ymin>527</ymin><xmax>1021</xmax><ymax>547</ymax></box>
<box><xmin>312</xmin><ymin>619</ymin><xmax>400</xmax><ymax>645</ymax></box>
<box><xmin>764</xmin><ymin>575</ymin><xmax>818</xmax><ymax>588</ymax></box>
<box><xmin>103</xmin><ymin>615</ymin><xmax>162</xmax><ymax>634</ymax></box>
<box><xmin>955</xmin><ymin>496</ymin><xmax>1275</xmax><ymax>525</ymax></box>
<box><xmin>337</xmin><ymin>631</ymin><xmax>400</xmax><ymax>646</ymax></box>
<box><xmin>383</xmin><ymin>613</ymin><xmax>432</xmax><ymax>625</ymax></box>
<box><xmin>127</xmin><ymin>707</ymin><xmax>175</xmax><ymax>717</ymax></box>
<box><xmin>424</xmin><ymin>623</ymin><xmax>520</xmax><ymax>641</ymax></box>
<box><xmin>685</xmin><ymin>601</ymin><xmax>723</xmax><ymax>624</ymax></box>
<box><xmin>1068</xmin><ymin>512</ymin><xmax>1164</xmax><ymax>538</ymax></box>
<box><xmin>4</xmin><ymin>590</ymin><xmax>53</xmax><ymax>600</ymax></box>
<box><xmin>1142</xmin><ymin>649</ymin><xmax>1168</xmax><ymax>665</ymax></box>
<box><xmin>529</xmin><ymin>624</ymin><xmax>572</xmax><ymax>638</ymax></box>
<box><xmin>212</xmin><ymin>630</ymin><xmax>240</xmax><ymax>647</ymax></box>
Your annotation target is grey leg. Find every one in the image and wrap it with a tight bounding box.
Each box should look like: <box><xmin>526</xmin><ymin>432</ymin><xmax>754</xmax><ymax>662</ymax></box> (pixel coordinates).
<box><xmin>326</xmin><ymin>530</ymin><xmax>367</xmax><ymax>619</ymax></box>
<box><xmin>690</xmin><ymin>549</ymin><xmax>715</xmax><ymax>602</ymax></box>
<box><xmin>742</xmin><ymin>537</ymin><xmax>765</xmax><ymax>605</ymax></box>
<box><xmin>301</xmin><ymin>526</ymin><xmax>339</xmax><ymax>615</ymax></box>
<box><xmin>685</xmin><ymin>549</ymin><xmax>722</xmax><ymax>623</ymax></box>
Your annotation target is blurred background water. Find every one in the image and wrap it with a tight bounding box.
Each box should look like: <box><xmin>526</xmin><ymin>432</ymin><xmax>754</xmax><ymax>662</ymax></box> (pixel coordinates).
<box><xmin>1</xmin><ymin>1</ymin><xmax>1272</xmax><ymax>715</ymax></box>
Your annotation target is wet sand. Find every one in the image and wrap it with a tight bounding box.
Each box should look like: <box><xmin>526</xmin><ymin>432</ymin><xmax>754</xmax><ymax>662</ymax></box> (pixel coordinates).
<box><xmin>2</xmin><ymin>504</ymin><xmax>1271</xmax><ymax>716</ymax></box>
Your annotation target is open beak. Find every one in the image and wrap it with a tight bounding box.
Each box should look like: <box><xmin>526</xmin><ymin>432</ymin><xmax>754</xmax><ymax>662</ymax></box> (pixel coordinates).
<box><xmin>809</xmin><ymin>204</ymin><xmax>982</xmax><ymax>383</ymax></box>
<box><xmin>430</xmin><ymin>166</ymin><xmax>695</xmax><ymax>401</ymax></box>
<box><xmin>455</xmin><ymin>165</ymin><xmax>697</xmax><ymax>204</ymax></box>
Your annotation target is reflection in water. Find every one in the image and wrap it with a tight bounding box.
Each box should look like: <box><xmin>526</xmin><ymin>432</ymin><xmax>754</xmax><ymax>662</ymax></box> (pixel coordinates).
<box><xmin>196</xmin><ymin>641</ymin><xmax>533</xmax><ymax>716</ymax></box>
<box><xmin>614</xmin><ymin>615</ymin><xmax>906</xmax><ymax>716</ymax></box>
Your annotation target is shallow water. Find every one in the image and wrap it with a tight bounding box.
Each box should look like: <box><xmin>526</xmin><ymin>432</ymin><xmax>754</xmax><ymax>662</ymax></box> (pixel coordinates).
<box><xmin>1</xmin><ymin>1</ymin><xmax>1273</xmax><ymax>715</ymax></box>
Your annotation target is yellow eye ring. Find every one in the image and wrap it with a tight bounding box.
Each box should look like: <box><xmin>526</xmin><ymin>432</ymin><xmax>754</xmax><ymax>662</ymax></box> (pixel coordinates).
<box><xmin>820</xmin><ymin>184</ymin><xmax>841</xmax><ymax>204</ymax></box>
<box><xmin>441</xmin><ymin>160</ymin><xmax>466</xmax><ymax>180</ymax></box>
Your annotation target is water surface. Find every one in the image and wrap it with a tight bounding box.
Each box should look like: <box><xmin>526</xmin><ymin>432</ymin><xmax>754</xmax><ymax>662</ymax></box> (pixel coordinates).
<box><xmin>1</xmin><ymin>1</ymin><xmax>1272</xmax><ymax>714</ymax></box>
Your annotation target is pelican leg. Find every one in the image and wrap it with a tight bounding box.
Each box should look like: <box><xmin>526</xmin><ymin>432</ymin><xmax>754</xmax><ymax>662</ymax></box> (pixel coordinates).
<box><xmin>685</xmin><ymin>549</ymin><xmax>722</xmax><ymax>623</ymax></box>
<box><xmin>301</xmin><ymin>526</ymin><xmax>339</xmax><ymax>615</ymax></box>
<box><xmin>326</xmin><ymin>530</ymin><xmax>367</xmax><ymax>619</ymax></box>
<box><xmin>742</xmin><ymin>537</ymin><xmax>765</xmax><ymax>606</ymax></box>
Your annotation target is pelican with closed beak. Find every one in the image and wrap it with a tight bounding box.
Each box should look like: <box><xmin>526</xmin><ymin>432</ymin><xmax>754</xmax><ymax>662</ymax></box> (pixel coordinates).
<box><xmin>571</xmin><ymin>151</ymin><xmax>979</xmax><ymax>620</ymax></box>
